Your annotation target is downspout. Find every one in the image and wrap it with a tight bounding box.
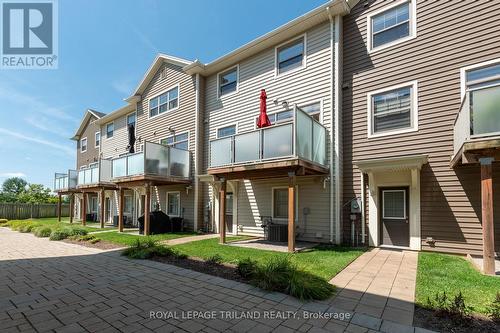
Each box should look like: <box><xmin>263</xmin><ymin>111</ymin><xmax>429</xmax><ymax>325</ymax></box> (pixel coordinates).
<box><xmin>327</xmin><ymin>7</ymin><xmax>334</xmax><ymax>244</ymax></box>
<box><xmin>193</xmin><ymin>73</ymin><xmax>201</xmax><ymax>231</ymax></box>
<box><xmin>360</xmin><ymin>172</ymin><xmax>366</xmax><ymax>243</ymax></box>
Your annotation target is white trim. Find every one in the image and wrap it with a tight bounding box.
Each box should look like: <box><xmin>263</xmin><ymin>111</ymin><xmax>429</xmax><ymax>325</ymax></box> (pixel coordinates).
<box><xmin>80</xmin><ymin>137</ymin><xmax>87</xmax><ymax>153</ymax></box>
<box><xmin>333</xmin><ymin>14</ymin><xmax>342</xmax><ymax>245</ymax></box>
<box><xmin>274</xmin><ymin>33</ymin><xmax>307</xmax><ymax>78</ymax></box>
<box><xmin>158</xmin><ymin>130</ymin><xmax>190</xmax><ymax>149</ymax></box>
<box><xmin>194</xmin><ymin>73</ymin><xmax>201</xmax><ymax>231</ymax></box>
<box><xmin>105</xmin><ymin>122</ymin><xmax>114</xmax><ymax>139</ymax></box>
<box><xmin>123</xmin><ymin>194</ymin><xmax>133</xmax><ymax>214</ymax></box>
<box><xmin>460</xmin><ymin>58</ymin><xmax>500</xmax><ymax>97</ymax></box>
<box><xmin>215</xmin><ymin>123</ymin><xmax>238</xmax><ymax>139</ymax></box>
<box><xmin>166</xmin><ymin>191</ymin><xmax>181</xmax><ymax>217</ymax></box>
<box><xmin>381</xmin><ymin>189</ymin><xmax>406</xmax><ymax>219</ymax></box>
<box><xmin>271</xmin><ymin>186</ymin><xmax>298</xmax><ymax>222</ymax></box>
<box><xmin>366</xmin><ymin>0</ymin><xmax>417</xmax><ymax>54</ymax></box>
<box><xmin>148</xmin><ymin>83</ymin><xmax>180</xmax><ymax>120</ymax></box>
<box><xmin>217</xmin><ymin>64</ymin><xmax>239</xmax><ymax>99</ymax></box>
<box><xmin>94</xmin><ymin>132</ymin><xmax>100</xmax><ymax>148</ymax></box>
<box><xmin>367</xmin><ymin>80</ymin><xmax>419</xmax><ymax>138</ymax></box>
<box><xmin>80</xmin><ymin>165</ymin><xmax>87</xmax><ymax>170</ymax></box>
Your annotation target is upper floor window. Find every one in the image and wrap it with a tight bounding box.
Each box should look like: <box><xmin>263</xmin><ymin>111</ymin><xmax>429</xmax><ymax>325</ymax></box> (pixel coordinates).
<box><xmin>80</xmin><ymin>138</ymin><xmax>87</xmax><ymax>153</ymax></box>
<box><xmin>160</xmin><ymin>132</ymin><xmax>189</xmax><ymax>150</ymax></box>
<box><xmin>95</xmin><ymin>132</ymin><xmax>100</xmax><ymax>148</ymax></box>
<box><xmin>149</xmin><ymin>86</ymin><xmax>179</xmax><ymax>117</ymax></box>
<box><xmin>217</xmin><ymin>125</ymin><xmax>236</xmax><ymax>138</ymax></box>
<box><xmin>106</xmin><ymin>123</ymin><xmax>114</xmax><ymax>138</ymax></box>
<box><xmin>368</xmin><ymin>0</ymin><xmax>416</xmax><ymax>52</ymax></box>
<box><xmin>257</xmin><ymin>101</ymin><xmax>321</xmax><ymax>126</ymax></box>
<box><xmin>127</xmin><ymin>113</ymin><xmax>136</xmax><ymax>127</ymax></box>
<box><xmin>218</xmin><ymin>66</ymin><xmax>238</xmax><ymax>97</ymax></box>
<box><xmin>368</xmin><ymin>81</ymin><xmax>418</xmax><ymax>137</ymax></box>
<box><xmin>465</xmin><ymin>62</ymin><xmax>500</xmax><ymax>90</ymax></box>
<box><xmin>276</xmin><ymin>36</ymin><xmax>305</xmax><ymax>75</ymax></box>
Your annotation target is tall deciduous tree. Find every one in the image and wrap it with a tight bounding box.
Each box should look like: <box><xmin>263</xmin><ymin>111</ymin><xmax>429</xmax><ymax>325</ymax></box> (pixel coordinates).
<box><xmin>2</xmin><ymin>177</ymin><xmax>27</xmax><ymax>196</ymax></box>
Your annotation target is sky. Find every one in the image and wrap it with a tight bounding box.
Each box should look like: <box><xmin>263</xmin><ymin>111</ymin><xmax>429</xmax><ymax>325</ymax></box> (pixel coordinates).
<box><xmin>0</xmin><ymin>0</ymin><xmax>327</xmax><ymax>190</ymax></box>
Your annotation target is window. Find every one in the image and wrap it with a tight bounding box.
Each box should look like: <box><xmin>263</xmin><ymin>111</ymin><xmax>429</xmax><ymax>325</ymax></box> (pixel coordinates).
<box><xmin>368</xmin><ymin>81</ymin><xmax>418</xmax><ymax>137</ymax></box>
<box><xmin>464</xmin><ymin>61</ymin><xmax>500</xmax><ymax>91</ymax></box>
<box><xmin>217</xmin><ymin>125</ymin><xmax>236</xmax><ymax>138</ymax></box>
<box><xmin>124</xmin><ymin>195</ymin><xmax>133</xmax><ymax>214</ymax></box>
<box><xmin>90</xmin><ymin>196</ymin><xmax>98</xmax><ymax>213</ymax></box>
<box><xmin>167</xmin><ymin>192</ymin><xmax>180</xmax><ymax>216</ymax></box>
<box><xmin>160</xmin><ymin>132</ymin><xmax>189</xmax><ymax>150</ymax></box>
<box><xmin>149</xmin><ymin>86</ymin><xmax>179</xmax><ymax>117</ymax></box>
<box><xmin>218</xmin><ymin>66</ymin><xmax>238</xmax><ymax>97</ymax></box>
<box><xmin>80</xmin><ymin>138</ymin><xmax>87</xmax><ymax>153</ymax></box>
<box><xmin>257</xmin><ymin>102</ymin><xmax>321</xmax><ymax>127</ymax></box>
<box><xmin>127</xmin><ymin>113</ymin><xmax>136</xmax><ymax>127</ymax></box>
<box><xmin>368</xmin><ymin>0</ymin><xmax>416</xmax><ymax>51</ymax></box>
<box><xmin>276</xmin><ymin>36</ymin><xmax>305</xmax><ymax>75</ymax></box>
<box><xmin>273</xmin><ymin>188</ymin><xmax>288</xmax><ymax>219</ymax></box>
<box><xmin>300</xmin><ymin>102</ymin><xmax>321</xmax><ymax>121</ymax></box>
<box><xmin>95</xmin><ymin>132</ymin><xmax>100</xmax><ymax>148</ymax></box>
<box><xmin>382</xmin><ymin>190</ymin><xmax>406</xmax><ymax>219</ymax></box>
<box><xmin>106</xmin><ymin>123</ymin><xmax>114</xmax><ymax>138</ymax></box>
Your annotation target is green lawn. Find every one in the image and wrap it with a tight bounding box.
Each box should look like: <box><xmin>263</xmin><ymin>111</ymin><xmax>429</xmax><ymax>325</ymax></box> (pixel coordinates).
<box><xmin>6</xmin><ymin>217</ymin><xmax>104</xmax><ymax>232</ymax></box>
<box><xmin>416</xmin><ymin>252</ymin><xmax>499</xmax><ymax>315</ymax></box>
<box><xmin>96</xmin><ymin>230</ymin><xmax>198</xmax><ymax>246</ymax></box>
<box><xmin>172</xmin><ymin>237</ymin><xmax>365</xmax><ymax>280</ymax></box>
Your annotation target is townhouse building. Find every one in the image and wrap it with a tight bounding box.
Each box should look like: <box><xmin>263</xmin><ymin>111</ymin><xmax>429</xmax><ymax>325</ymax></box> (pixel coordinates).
<box><xmin>54</xmin><ymin>0</ymin><xmax>499</xmax><ymax>273</ymax></box>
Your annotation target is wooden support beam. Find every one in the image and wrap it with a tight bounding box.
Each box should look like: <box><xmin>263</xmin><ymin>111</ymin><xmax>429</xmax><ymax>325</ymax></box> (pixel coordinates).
<box><xmin>480</xmin><ymin>157</ymin><xmax>495</xmax><ymax>275</ymax></box>
<box><xmin>288</xmin><ymin>172</ymin><xmax>296</xmax><ymax>253</ymax></box>
<box><xmin>82</xmin><ymin>193</ymin><xmax>87</xmax><ymax>226</ymax></box>
<box><xmin>144</xmin><ymin>184</ymin><xmax>151</xmax><ymax>236</ymax></box>
<box><xmin>100</xmin><ymin>188</ymin><xmax>105</xmax><ymax>229</ymax></box>
<box><xmin>118</xmin><ymin>188</ymin><xmax>124</xmax><ymax>232</ymax></box>
<box><xmin>219</xmin><ymin>178</ymin><xmax>226</xmax><ymax>244</ymax></box>
<box><xmin>69</xmin><ymin>194</ymin><xmax>74</xmax><ymax>224</ymax></box>
<box><xmin>57</xmin><ymin>193</ymin><xmax>62</xmax><ymax>222</ymax></box>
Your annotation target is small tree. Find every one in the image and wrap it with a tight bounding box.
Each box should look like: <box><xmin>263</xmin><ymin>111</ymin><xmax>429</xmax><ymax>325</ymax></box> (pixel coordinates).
<box><xmin>18</xmin><ymin>184</ymin><xmax>55</xmax><ymax>204</ymax></box>
<box><xmin>2</xmin><ymin>177</ymin><xmax>27</xmax><ymax>196</ymax></box>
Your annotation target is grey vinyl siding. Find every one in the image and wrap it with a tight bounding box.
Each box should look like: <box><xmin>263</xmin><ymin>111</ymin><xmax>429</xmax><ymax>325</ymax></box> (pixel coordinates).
<box><xmin>203</xmin><ymin>21</ymin><xmax>336</xmax><ymax>242</ymax></box>
<box><xmin>76</xmin><ymin>115</ymin><xmax>100</xmax><ymax>169</ymax></box>
<box><xmin>100</xmin><ymin>115</ymin><xmax>129</xmax><ymax>159</ymax></box>
<box><xmin>342</xmin><ymin>0</ymin><xmax>500</xmax><ymax>255</ymax></box>
<box><xmin>136</xmin><ymin>62</ymin><xmax>197</xmax><ymax>178</ymax></box>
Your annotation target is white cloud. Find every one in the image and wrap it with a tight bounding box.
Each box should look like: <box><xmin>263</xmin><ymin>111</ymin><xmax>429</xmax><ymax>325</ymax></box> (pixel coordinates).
<box><xmin>0</xmin><ymin>128</ymin><xmax>74</xmax><ymax>156</ymax></box>
<box><xmin>0</xmin><ymin>172</ymin><xmax>26</xmax><ymax>178</ymax></box>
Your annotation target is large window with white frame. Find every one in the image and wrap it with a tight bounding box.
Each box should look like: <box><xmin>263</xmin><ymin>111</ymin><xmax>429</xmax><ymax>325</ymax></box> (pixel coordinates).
<box><xmin>166</xmin><ymin>192</ymin><xmax>180</xmax><ymax>216</ymax></box>
<box><xmin>149</xmin><ymin>86</ymin><xmax>179</xmax><ymax>117</ymax></box>
<box><xmin>218</xmin><ymin>66</ymin><xmax>238</xmax><ymax>97</ymax></box>
<box><xmin>95</xmin><ymin>132</ymin><xmax>100</xmax><ymax>148</ymax></box>
<box><xmin>80</xmin><ymin>137</ymin><xmax>87</xmax><ymax>153</ymax></box>
<box><xmin>160</xmin><ymin>132</ymin><xmax>189</xmax><ymax>150</ymax></box>
<box><xmin>276</xmin><ymin>35</ymin><xmax>305</xmax><ymax>75</ymax></box>
<box><xmin>368</xmin><ymin>0</ymin><xmax>416</xmax><ymax>52</ymax></box>
<box><xmin>255</xmin><ymin>101</ymin><xmax>321</xmax><ymax>127</ymax></box>
<box><xmin>368</xmin><ymin>81</ymin><xmax>418</xmax><ymax>137</ymax></box>
<box><xmin>217</xmin><ymin>125</ymin><xmax>236</xmax><ymax>138</ymax></box>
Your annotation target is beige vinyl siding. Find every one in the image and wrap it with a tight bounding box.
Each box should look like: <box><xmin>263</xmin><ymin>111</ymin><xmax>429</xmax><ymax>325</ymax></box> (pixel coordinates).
<box><xmin>76</xmin><ymin>115</ymin><xmax>100</xmax><ymax>169</ymax></box>
<box><xmin>100</xmin><ymin>115</ymin><xmax>129</xmax><ymax>159</ymax></box>
<box><xmin>136</xmin><ymin>62</ymin><xmax>196</xmax><ymax>178</ymax></box>
<box><xmin>342</xmin><ymin>0</ymin><xmax>500</xmax><ymax>255</ymax></box>
<box><xmin>203</xmin><ymin>21</ymin><xmax>336</xmax><ymax>242</ymax></box>
<box><xmin>153</xmin><ymin>185</ymin><xmax>195</xmax><ymax>231</ymax></box>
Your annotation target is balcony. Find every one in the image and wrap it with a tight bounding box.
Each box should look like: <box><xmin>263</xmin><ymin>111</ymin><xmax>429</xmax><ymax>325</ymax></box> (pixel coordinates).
<box><xmin>54</xmin><ymin>170</ymin><xmax>77</xmax><ymax>192</ymax></box>
<box><xmin>110</xmin><ymin>141</ymin><xmax>190</xmax><ymax>185</ymax></box>
<box><xmin>208</xmin><ymin>106</ymin><xmax>328</xmax><ymax>179</ymax></box>
<box><xmin>77</xmin><ymin>159</ymin><xmax>113</xmax><ymax>188</ymax></box>
<box><xmin>452</xmin><ymin>84</ymin><xmax>500</xmax><ymax>166</ymax></box>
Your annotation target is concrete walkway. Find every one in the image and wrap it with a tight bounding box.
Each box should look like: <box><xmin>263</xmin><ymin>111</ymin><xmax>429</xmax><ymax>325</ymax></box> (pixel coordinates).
<box><xmin>0</xmin><ymin>228</ymin><xmax>433</xmax><ymax>333</ymax></box>
<box><xmin>162</xmin><ymin>233</ymin><xmax>219</xmax><ymax>246</ymax></box>
<box><xmin>330</xmin><ymin>248</ymin><xmax>418</xmax><ymax>326</ymax></box>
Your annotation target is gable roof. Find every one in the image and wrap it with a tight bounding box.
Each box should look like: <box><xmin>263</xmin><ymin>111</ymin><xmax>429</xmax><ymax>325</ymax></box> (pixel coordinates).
<box><xmin>95</xmin><ymin>103</ymin><xmax>136</xmax><ymax>125</ymax></box>
<box><xmin>126</xmin><ymin>53</ymin><xmax>192</xmax><ymax>102</ymax></box>
<box><xmin>71</xmin><ymin>109</ymin><xmax>106</xmax><ymax>141</ymax></box>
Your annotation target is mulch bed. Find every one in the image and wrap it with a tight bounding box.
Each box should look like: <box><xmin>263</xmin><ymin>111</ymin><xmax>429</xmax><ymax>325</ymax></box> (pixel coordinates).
<box><xmin>152</xmin><ymin>255</ymin><xmax>249</xmax><ymax>283</ymax></box>
<box><xmin>413</xmin><ymin>306</ymin><xmax>498</xmax><ymax>333</ymax></box>
<box><xmin>62</xmin><ymin>239</ymin><xmax>124</xmax><ymax>250</ymax></box>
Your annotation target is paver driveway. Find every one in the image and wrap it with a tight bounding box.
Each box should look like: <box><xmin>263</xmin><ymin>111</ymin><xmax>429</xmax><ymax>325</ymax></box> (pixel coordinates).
<box><xmin>0</xmin><ymin>228</ymin><xmax>431</xmax><ymax>333</ymax></box>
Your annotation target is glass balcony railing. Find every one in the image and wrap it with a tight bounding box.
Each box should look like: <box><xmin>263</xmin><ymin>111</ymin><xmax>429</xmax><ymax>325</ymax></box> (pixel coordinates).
<box><xmin>111</xmin><ymin>141</ymin><xmax>190</xmax><ymax>179</ymax></box>
<box><xmin>54</xmin><ymin>170</ymin><xmax>77</xmax><ymax>191</ymax></box>
<box><xmin>453</xmin><ymin>84</ymin><xmax>500</xmax><ymax>155</ymax></box>
<box><xmin>209</xmin><ymin>105</ymin><xmax>327</xmax><ymax>168</ymax></box>
<box><xmin>77</xmin><ymin>159</ymin><xmax>112</xmax><ymax>186</ymax></box>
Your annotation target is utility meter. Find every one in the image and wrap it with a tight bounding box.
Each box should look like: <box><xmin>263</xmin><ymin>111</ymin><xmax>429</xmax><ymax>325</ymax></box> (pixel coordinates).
<box><xmin>350</xmin><ymin>198</ymin><xmax>361</xmax><ymax>214</ymax></box>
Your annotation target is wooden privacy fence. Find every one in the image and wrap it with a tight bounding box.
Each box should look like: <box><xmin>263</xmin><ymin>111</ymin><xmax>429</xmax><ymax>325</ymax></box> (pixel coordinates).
<box><xmin>0</xmin><ymin>203</ymin><xmax>70</xmax><ymax>220</ymax></box>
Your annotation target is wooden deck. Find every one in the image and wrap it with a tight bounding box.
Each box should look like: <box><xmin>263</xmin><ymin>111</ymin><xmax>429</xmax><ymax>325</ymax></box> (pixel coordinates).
<box><xmin>451</xmin><ymin>136</ymin><xmax>500</xmax><ymax>167</ymax></box>
<box><xmin>111</xmin><ymin>174</ymin><xmax>191</xmax><ymax>187</ymax></box>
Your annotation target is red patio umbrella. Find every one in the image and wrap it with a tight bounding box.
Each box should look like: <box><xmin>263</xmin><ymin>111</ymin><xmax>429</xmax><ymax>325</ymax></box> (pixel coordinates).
<box><xmin>256</xmin><ymin>89</ymin><xmax>271</xmax><ymax>128</ymax></box>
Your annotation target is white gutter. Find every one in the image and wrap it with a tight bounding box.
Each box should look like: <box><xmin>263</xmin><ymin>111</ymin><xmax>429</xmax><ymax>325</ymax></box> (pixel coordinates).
<box><xmin>193</xmin><ymin>73</ymin><xmax>201</xmax><ymax>231</ymax></box>
<box><xmin>360</xmin><ymin>172</ymin><xmax>366</xmax><ymax>243</ymax></box>
<box><xmin>327</xmin><ymin>7</ymin><xmax>335</xmax><ymax>244</ymax></box>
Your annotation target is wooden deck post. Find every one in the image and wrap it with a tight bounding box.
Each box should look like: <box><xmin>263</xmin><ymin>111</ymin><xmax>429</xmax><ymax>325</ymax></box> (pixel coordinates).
<box><xmin>288</xmin><ymin>172</ymin><xmax>296</xmax><ymax>253</ymax></box>
<box><xmin>219</xmin><ymin>178</ymin><xmax>226</xmax><ymax>244</ymax></box>
<box><xmin>82</xmin><ymin>193</ymin><xmax>87</xmax><ymax>226</ymax></box>
<box><xmin>57</xmin><ymin>193</ymin><xmax>62</xmax><ymax>222</ymax></box>
<box><xmin>69</xmin><ymin>194</ymin><xmax>74</xmax><ymax>224</ymax></box>
<box><xmin>480</xmin><ymin>157</ymin><xmax>495</xmax><ymax>275</ymax></box>
<box><xmin>144</xmin><ymin>183</ymin><xmax>151</xmax><ymax>236</ymax></box>
<box><xmin>100</xmin><ymin>188</ymin><xmax>105</xmax><ymax>229</ymax></box>
<box><xmin>118</xmin><ymin>188</ymin><xmax>124</xmax><ymax>232</ymax></box>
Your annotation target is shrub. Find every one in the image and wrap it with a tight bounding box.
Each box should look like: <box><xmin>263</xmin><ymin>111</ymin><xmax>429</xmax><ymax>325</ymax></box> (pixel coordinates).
<box><xmin>122</xmin><ymin>238</ymin><xmax>176</xmax><ymax>259</ymax></box>
<box><xmin>89</xmin><ymin>237</ymin><xmax>100</xmax><ymax>244</ymax></box>
<box><xmin>287</xmin><ymin>270</ymin><xmax>336</xmax><ymax>301</ymax></box>
<box><xmin>0</xmin><ymin>219</ymin><xmax>8</xmax><ymax>224</ymax></box>
<box><xmin>34</xmin><ymin>226</ymin><xmax>52</xmax><ymax>238</ymax></box>
<box><xmin>69</xmin><ymin>226</ymin><xmax>88</xmax><ymax>236</ymax></box>
<box><xmin>19</xmin><ymin>222</ymin><xmax>36</xmax><ymax>233</ymax></box>
<box><xmin>206</xmin><ymin>254</ymin><xmax>223</xmax><ymax>265</ymax></box>
<box><xmin>8</xmin><ymin>220</ymin><xmax>29</xmax><ymax>231</ymax></box>
<box><xmin>237</xmin><ymin>258</ymin><xmax>258</xmax><ymax>279</ymax></box>
<box><xmin>173</xmin><ymin>252</ymin><xmax>188</xmax><ymax>260</ymax></box>
<box><xmin>49</xmin><ymin>228</ymin><xmax>72</xmax><ymax>241</ymax></box>
<box><xmin>427</xmin><ymin>291</ymin><xmax>471</xmax><ymax>320</ymax></box>
<box><xmin>252</xmin><ymin>256</ymin><xmax>295</xmax><ymax>291</ymax></box>
<box><xmin>487</xmin><ymin>292</ymin><xmax>500</xmax><ymax>322</ymax></box>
